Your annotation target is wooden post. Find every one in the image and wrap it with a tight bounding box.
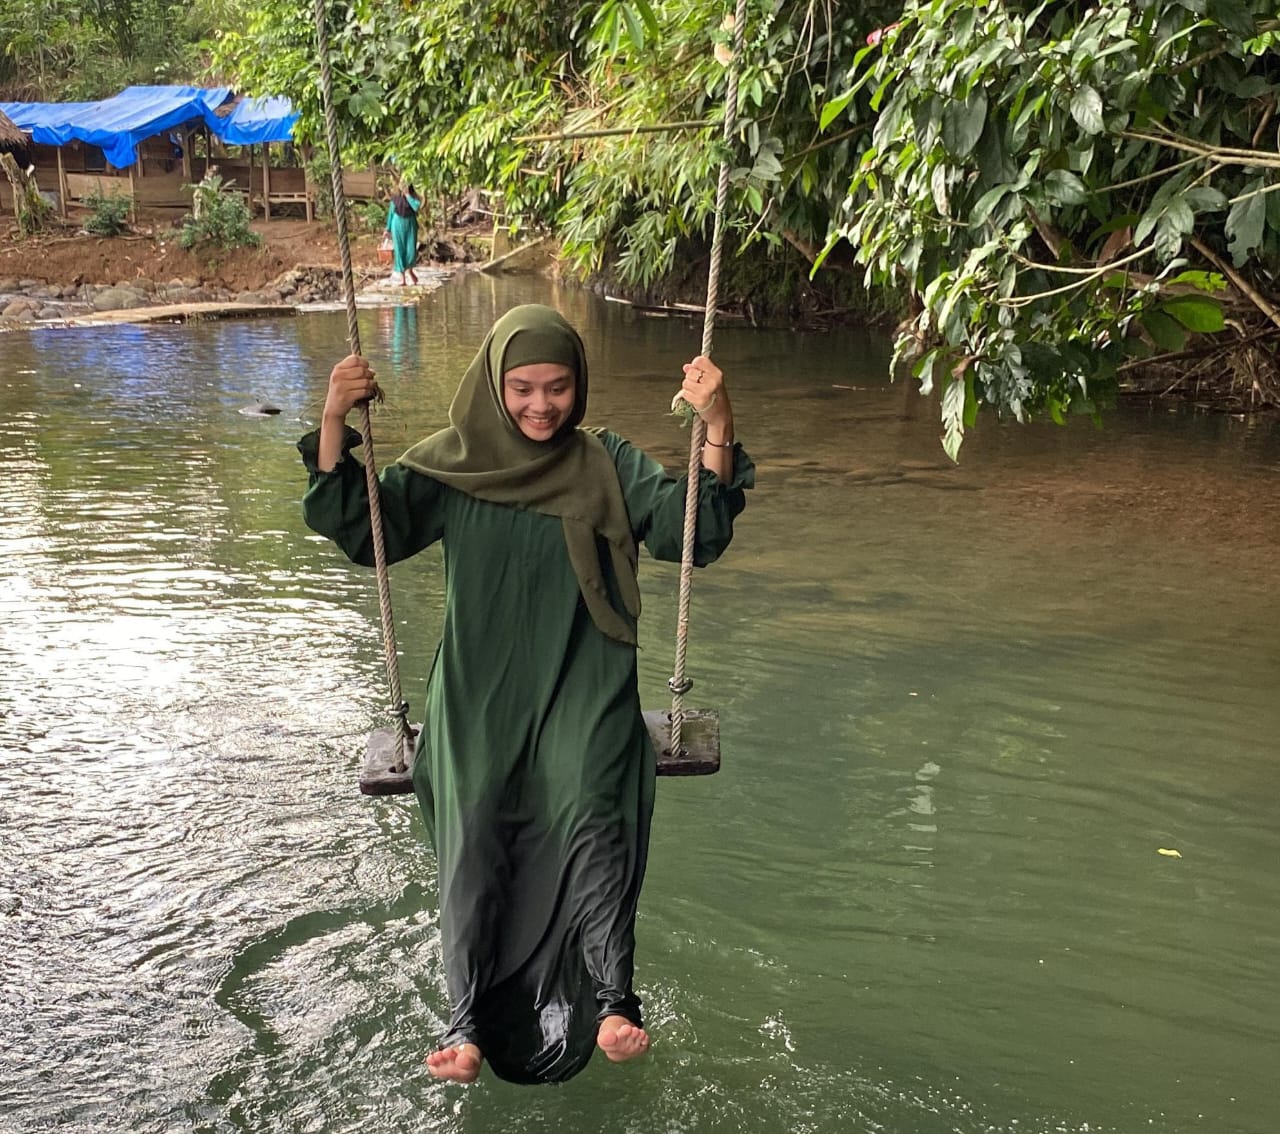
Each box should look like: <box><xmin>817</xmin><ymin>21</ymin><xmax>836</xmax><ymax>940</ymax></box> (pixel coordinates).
<box><xmin>305</xmin><ymin>165</ymin><xmax>314</xmax><ymax>223</ymax></box>
<box><xmin>247</xmin><ymin>143</ymin><xmax>254</xmax><ymax>214</ymax></box>
<box><xmin>128</xmin><ymin>163</ymin><xmax>137</xmax><ymax>224</ymax></box>
<box><xmin>262</xmin><ymin>144</ymin><xmax>271</xmax><ymax>222</ymax></box>
<box><xmin>56</xmin><ymin>147</ymin><xmax>67</xmax><ymax>217</ymax></box>
<box><xmin>181</xmin><ymin>128</ymin><xmax>192</xmax><ymax>182</ymax></box>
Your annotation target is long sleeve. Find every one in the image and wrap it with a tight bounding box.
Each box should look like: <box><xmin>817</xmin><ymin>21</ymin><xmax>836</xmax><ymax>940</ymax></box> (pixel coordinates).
<box><xmin>298</xmin><ymin>427</ymin><xmax>446</xmax><ymax>566</ymax></box>
<box><xmin>597</xmin><ymin>430</ymin><xmax>754</xmax><ymax>566</ymax></box>
<box><xmin>385</xmin><ymin>202</ymin><xmax>394</xmax><ymax>230</ymax></box>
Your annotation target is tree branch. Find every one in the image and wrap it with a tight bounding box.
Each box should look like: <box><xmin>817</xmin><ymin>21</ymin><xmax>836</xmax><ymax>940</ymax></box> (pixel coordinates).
<box><xmin>1188</xmin><ymin>235</ymin><xmax>1280</xmax><ymax>332</ymax></box>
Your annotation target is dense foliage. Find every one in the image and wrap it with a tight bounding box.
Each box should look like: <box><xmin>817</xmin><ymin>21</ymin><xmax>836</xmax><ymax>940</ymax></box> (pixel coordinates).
<box><xmin>823</xmin><ymin>1</ymin><xmax>1280</xmax><ymax>456</ymax></box>
<box><xmin>0</xmin><ymin>0</ymin><xmax>235</xmax><ymax>99</ymax></box>
<box><xmin>8</xmin><ymin>2</ymin><xmax>1280</xmax><ymax>452</ymax></box>
<box><xmin>211</xmin><ymin>1</ymin><xmax>898</xmax><ymax>291</ymax></box>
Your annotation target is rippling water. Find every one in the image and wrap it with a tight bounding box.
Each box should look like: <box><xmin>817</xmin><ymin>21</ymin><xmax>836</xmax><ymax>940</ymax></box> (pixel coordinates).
<box><xmin>2</xmin><ymin>277</ymin><xmax>1279</xmax><ymax>1134</ymax></box>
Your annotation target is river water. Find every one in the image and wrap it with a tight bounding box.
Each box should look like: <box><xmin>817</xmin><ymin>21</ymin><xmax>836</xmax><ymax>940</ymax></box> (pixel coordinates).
<box><xmin>2</xmin><ymin>274</ymin><xmax>1278</xmax><ymax>1134</ymax></box>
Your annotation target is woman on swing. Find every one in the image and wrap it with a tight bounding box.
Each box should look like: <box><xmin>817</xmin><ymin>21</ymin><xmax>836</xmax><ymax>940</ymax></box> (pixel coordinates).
<box><xmin>299</xmin><ymin>304</ymin><xmax>753</xmax><ymax>1084</ymax></box>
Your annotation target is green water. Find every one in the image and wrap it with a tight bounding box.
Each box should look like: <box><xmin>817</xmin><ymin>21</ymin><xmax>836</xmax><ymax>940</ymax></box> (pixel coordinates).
<box><xmin>2</xmin><ymin>275</ymin><xmax>1278</xmax><ymax>1134</ymax></box>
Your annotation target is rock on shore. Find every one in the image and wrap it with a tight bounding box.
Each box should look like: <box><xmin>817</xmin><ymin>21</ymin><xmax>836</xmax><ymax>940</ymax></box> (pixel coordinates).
<box><xmin>0</xmin><ymin>265</ymin><xmax>447</xmax><ymax>326</ymax></box>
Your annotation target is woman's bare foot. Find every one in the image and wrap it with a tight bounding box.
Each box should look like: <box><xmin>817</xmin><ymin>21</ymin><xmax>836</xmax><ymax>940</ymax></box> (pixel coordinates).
<box><xmin>596</xmin><ymin>1015</ymin><xmax>649</xmax><ymax>1063</ymax></box>
<box><xmin>424</xmin><ymin>1042</ymin><xmax>483</xmax><ymax>1083</ymax></box>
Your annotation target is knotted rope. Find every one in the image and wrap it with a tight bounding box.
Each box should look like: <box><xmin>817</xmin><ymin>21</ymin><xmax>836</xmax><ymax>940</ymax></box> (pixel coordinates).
<box><xmin>314</xmin><ymin>0</ymin><xmax>413</xmax><ymax>767</ymax></box>
<box><xmin>669</xmin><ymin>0</ymin><xmax>747</xmax><ymax>755</ymax></box>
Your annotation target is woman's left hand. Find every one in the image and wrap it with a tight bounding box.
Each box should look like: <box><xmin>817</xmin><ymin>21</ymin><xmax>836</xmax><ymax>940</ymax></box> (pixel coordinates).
<box><xmin>673</xmin><ymin>355</ymin><xmax>730</xmax><ymax>426</ymax></box>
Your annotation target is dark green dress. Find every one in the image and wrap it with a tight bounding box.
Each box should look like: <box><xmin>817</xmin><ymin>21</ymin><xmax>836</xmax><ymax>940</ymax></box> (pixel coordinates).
<box><xmin>300</xmin><ymin>426</ymin><xmax>753</xmax><ymax>1083</ymax></box>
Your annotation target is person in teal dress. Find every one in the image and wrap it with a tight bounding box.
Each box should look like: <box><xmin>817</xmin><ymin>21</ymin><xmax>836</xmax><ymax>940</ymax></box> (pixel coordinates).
<box><xmin>384</xmin><ymin>179</ymin><xmax>421</xmax><ymax>285</ymax></box>
<box><xmin>298</xmin><ymin>304</ymin><xmax>753</xmax><ymax>1084</ymax></box>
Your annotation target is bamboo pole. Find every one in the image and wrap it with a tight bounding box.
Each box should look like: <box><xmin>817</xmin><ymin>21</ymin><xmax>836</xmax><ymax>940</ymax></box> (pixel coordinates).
<box><xmin>515</xmin><ymin>120</ymin><xmax>711</xmax><ymax>143</ymax></box>
<box><xmin>56</xmin><ymin>147</ymin><xmax>66</xmax><ymax>217</ymax></box>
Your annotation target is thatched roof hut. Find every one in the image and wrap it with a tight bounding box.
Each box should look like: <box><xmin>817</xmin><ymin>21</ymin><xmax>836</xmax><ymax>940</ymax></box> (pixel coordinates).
<box><xmin>0</xmin><ymin>109</ymin><xmax>33</xmax><ymax>166</ymax></box>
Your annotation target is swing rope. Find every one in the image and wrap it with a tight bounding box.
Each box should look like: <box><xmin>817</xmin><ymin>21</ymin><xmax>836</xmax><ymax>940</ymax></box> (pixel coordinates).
<box><xmin>312</xmin><ymin>0</ymin><xmax>744</xmax><ymax>766</ymax></box>
<box><xmin>668</xmin><ymin>0</ymin><xmax>748</xmax><ymax>756</ymax></box>
<box><xmin>314</xmin><ymin>0</ymin><xmax>413</xmax><ymax>767</ymax></box>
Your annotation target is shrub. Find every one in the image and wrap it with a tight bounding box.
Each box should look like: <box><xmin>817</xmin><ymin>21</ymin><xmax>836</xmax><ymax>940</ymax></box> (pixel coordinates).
<box><xmin>179</xmin><ymin>174</ymin><xmax>260</xmax><ymax>251</ymax></box>
<box><xmin>357</xmin><ymin>198</ymin><xmax>386</xmax><ymax>232</ymax></box>
<box><xmin>303</xmin><ymin>152</ymin><xmax>333</xmax><ymax>220</ymax></box>
<box><xmin>84</xmin><ymin>190</ymin><xmax>130</xmax><ymax>236</ymax></box>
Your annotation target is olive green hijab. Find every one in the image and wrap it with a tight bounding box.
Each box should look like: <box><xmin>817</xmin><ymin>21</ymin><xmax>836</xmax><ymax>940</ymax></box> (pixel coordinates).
<box><xmin>398</xmin><ymin>304</ymin><xmax>641</xmax><ymax>646</ymax></box>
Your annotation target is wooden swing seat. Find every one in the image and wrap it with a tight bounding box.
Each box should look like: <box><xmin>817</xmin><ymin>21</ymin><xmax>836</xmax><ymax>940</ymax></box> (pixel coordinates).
<box><xmin>359</xmin><ymin>709</ymin><xmax>720</xmax><ymax>796</ymax></box>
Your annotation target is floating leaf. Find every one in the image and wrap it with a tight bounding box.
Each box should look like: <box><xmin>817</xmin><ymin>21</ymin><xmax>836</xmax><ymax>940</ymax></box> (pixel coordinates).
<box><xmin>1157</xmin><ymin>847</ymin><xmax>1182</xmax><ymax>858</ymax></box>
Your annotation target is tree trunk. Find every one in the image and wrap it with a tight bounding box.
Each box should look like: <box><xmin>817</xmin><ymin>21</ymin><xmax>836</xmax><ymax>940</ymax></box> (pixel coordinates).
<box><xmin>0</xmin><ymin>153</ymin><xmax>49</xmax><ymax>235</ymax></box>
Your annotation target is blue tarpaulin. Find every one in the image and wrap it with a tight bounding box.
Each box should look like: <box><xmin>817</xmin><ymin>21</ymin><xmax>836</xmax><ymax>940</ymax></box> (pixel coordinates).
<box><xmin>216</xmin><ymin>96</ymin><xmax>299</xmax><ymax>146</ymax></box>
<box><xmin>0</xmin><ymin>86</ymin><xmax>297</xmax><ymax>168</ymax></box>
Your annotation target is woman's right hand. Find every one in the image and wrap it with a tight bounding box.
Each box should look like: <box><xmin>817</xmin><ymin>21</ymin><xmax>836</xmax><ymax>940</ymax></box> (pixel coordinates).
<box><xmin>323</xmin><ymin>354</ymin><xmax>380</xmax><ymax>421</ymax></box>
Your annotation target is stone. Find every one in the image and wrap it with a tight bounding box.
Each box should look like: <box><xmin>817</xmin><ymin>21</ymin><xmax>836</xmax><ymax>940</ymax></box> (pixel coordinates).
<box><xmin>92</xmin><ymin>288</ymin><xmax>143</xmax><ymax>311</ymax></box>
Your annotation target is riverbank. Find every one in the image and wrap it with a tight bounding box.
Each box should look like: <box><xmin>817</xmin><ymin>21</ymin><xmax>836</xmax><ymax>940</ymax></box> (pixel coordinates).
<box><xmin>4</xmin><ymin>213</ymin><xmax>1277</xmax><ymax>420</ymax></box>
<box><xmin>0</xmin><ymin>214</ymin><xmax>482</xmax><ymax>326</ymax></box>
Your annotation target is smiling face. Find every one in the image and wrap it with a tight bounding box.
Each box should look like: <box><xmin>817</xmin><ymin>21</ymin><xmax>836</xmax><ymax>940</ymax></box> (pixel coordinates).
<box><xmin>502</xmin><ymin>362</ymin><xmax>577</xmax><ymax>441</ymax></box>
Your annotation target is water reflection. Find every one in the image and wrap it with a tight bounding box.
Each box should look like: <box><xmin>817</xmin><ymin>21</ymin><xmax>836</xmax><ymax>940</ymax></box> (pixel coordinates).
<box><xmin>1</xmin><ymin>276</ymin><xmax>1278</xmax><ymax>1134</ymax></box>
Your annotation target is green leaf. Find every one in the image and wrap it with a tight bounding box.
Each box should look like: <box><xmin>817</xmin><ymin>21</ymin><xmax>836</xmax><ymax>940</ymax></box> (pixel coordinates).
<box><xmin>1168</xmin><ymin>270</ymin><xmax>1226</xmax><ymax>293</ymax></box>
<box><xmin>1161</xmin><ymin>296</ymin><xmax>1225</xmax><ymax>333</ymax></box>
<box><xmin>974</xmin><ymin>116</ymin><xmax>1018</xmax><ymax>185</ymax></box>
<box><xmin>1070</xmin><ymin>85</ymin><xmax>1105</xmax><ymax>134</ymax></box>
<box><xmin>622</xmin><ymin>4</ymin><xmax>644</xmax><ymax>51</ymax></box>
<box><xmin>820</xmin><ymin>90</ymin><xmax>855</xmax><ymax>131</ymax></box>
<box><xmin>971</xmin><ymin>183</ymin><xmax>1011</xmax><ymax>226</ymax></box>
<box><xmin>1182</xmin><ymin>186</ymin><xmax>1228</xmax><ymax>213</ymax></box>
<box><xmin>1043</xmin><ymin>169</ymin><xmax>1088</xmax><ymax>206</ymax></box>
<box><xmin>941</xmin><ymin>89</ymin><xmax>989</xmax><ymax>158</ymax></box>
<box><xmin>1209</xmin><ymin>0</ymin><xmax>1255</xmax><ymax>36</ymax></box>
<box><xmin>914</xmin><ymin>348</ymin><xmax>939</xmax><ymax>397</ymax></box>
<box><xmin>1141</xmin><ymin>310</ymin><xmax>1187</xmax><ymax>352</ymax></box>
<box><xmin>942</xmin><ymin>377</ymin><xmax>966</xmax><ymax>462</ymax></box>
<box><xmin>1225</xmin><ymin>181</ymin><xmax>1266</xmax><ymax>266</ymax></box>
<box><xmin>632</xmin><ymin>0</ymin><xmax>659</xmax><ymax>39</ymax></box>
<box><xmin>931</xmin><ymin>162</ymin><xmax>950</xmax><ymax>216</ymax></box>
<box><xmin>1165</xmin><ymin>197</ymin><xmax>1195</xmax><ymax>234</ymax></box>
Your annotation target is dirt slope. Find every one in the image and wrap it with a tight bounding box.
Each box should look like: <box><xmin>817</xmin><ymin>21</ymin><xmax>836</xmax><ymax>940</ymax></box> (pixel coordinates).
<box><xmin>0</xmin><ymin>217</ymin><xmax>386</xmax><ymax>292</ymax></box>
